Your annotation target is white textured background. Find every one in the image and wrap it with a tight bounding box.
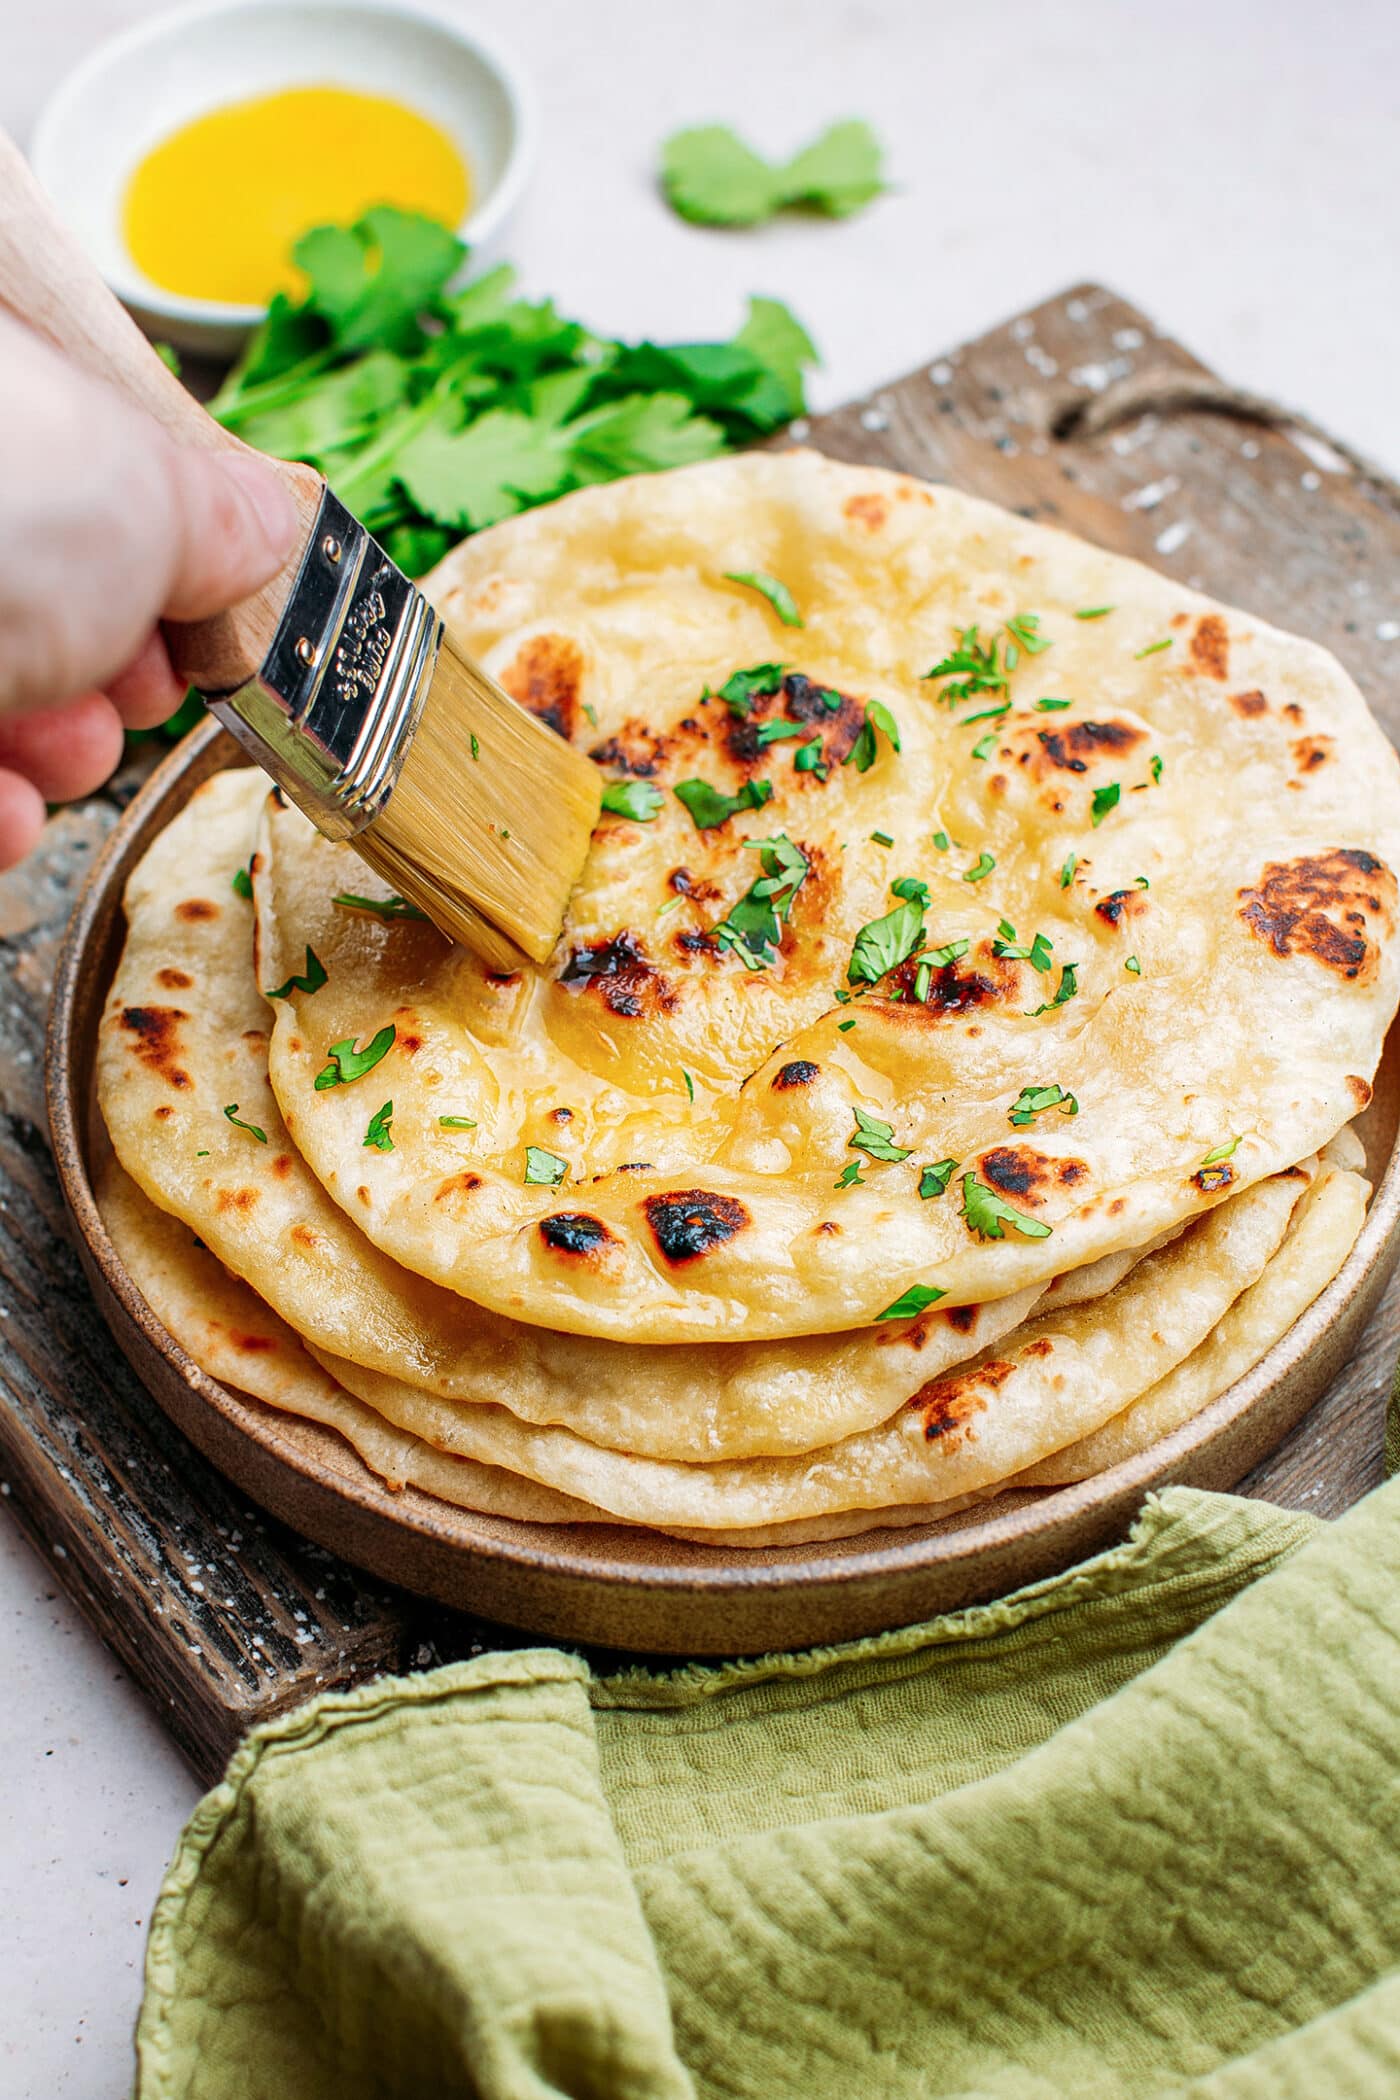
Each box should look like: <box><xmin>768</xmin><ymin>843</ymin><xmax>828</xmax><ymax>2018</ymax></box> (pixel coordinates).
<box><xmin>3</xmin><ymin>1</ymin><xmax>1399</xmax><ymax>2092</ymax></box>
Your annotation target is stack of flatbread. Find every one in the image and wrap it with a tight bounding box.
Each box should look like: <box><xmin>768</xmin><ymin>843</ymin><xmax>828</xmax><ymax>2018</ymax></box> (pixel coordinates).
<box><xmin>96</xmin><ymin>453</ymin><xmax>1400</xmax><ymax>1549</ymax></box>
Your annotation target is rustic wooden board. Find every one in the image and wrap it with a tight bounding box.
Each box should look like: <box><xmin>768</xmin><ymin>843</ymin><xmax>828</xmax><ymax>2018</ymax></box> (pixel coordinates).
<box><xmin>3</xmin><ymin>280</ymin><xmax>1399</xmax><ymax>1781</ymax></box>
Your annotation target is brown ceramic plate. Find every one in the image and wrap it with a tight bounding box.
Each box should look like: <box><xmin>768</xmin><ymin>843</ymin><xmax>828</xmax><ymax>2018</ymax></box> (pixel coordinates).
<box><xmin>45</xmin><ymin>721</ymin><xmax>1400</xmax><ymax>1654</ymax></box>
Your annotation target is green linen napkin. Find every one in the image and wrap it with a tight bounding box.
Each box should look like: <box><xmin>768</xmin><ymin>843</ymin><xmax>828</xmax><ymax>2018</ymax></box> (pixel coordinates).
<box><xmin>134</xmin><ymin>1479</ymin><xmax>1400</xmax><ymax>2100</ymax></box>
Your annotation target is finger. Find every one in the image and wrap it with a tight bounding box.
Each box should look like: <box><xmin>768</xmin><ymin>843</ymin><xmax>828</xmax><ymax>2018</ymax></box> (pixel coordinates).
<box><xmin>0</xmin><ymin>769</ymin><xmax>47</xmax><ymax>871</ymax></box>
<box><xmin>0</xmin><ymin>692</ymin><xmax>124</xmax><ymax>802</ymax></box>
<box><xmin>160</xmin><ymin>449</ymin><xmax>301</xmax><ymax>622</ymax></box>
<box><xmin>104</xmin><ymin>630</ymin><xmax>187</xmax><ymax>729</ymax></box>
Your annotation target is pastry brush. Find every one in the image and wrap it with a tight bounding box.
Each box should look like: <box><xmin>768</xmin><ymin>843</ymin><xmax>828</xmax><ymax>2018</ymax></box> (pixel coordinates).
<box><xmin>0</xmin><ymin>132</ymin><xmax>601</xmax><ymax>972</ymax></box>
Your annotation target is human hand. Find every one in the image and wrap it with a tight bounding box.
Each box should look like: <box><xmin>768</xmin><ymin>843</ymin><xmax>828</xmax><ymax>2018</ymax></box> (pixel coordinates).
<box><xmin>0</xmin><ymin>312</ymin><xmax>299</xmax><ymax>869</ymax></box>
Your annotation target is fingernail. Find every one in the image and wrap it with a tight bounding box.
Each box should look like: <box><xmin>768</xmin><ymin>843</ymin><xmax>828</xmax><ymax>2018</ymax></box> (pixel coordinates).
<box><xmin>222</xmin><ymin>451</ymin><xmax>301</xmax><ymax>562</ymax></box>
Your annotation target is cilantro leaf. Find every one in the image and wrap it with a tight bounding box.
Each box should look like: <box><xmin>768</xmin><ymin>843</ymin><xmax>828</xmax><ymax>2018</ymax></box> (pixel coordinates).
<box><xmin>891</xmin><ymin>876</ymin><xmax>931</xmax><ymax>908</ymax></box>
<box><xmin>438</xmin><ymin>1114</ymin><xmax>477</xmax><ymax>1129</ymax></box>
<box><xmin>875</xmin><ymin>1282</ymin><xmax>947</xmax><ymax>1323</ymax></box>
<box><xmin>1202</xmin><ymin>1137</ymin><xmax>1240</xmax><ymax>1165</ymax></box>
<box><xmin>723</xmin><ymin>570</ymin><xmax>803</xmax><ymax>627</ymax></box>
<box><xmin>265</xmin><ymin>945</ymin><xmax>328</xmax><ymax>1000</ymax></box>
<box><xmin>673</xmin><ymin>777</ymin><xmax>774</xmax><ymax>830</ymax></box>
<box><xmin>963</xmin><ymin>852</ymin><xmax>996</xmax><ymax>883</ymax></box>
<box><xmin>223</xmin><ymin>1104</ymin><xmax>267</xmax><ymax>1144</ymax></box>
<box><xmin>734</xmin><ymin>297</ymin><xmax>820</xmax><ymax>419</ymax></box>
<box><xmin>314</xmin><ymin>1025</ymin><xmax>396</xmax><ymax>1091</ymax></box>
<box><xmin>713</xmin><ymin>664</ymin><xmax>787</xmax><ymax>717</ymax></box>
<box><xmin>524</xmin><ymin>1146</ymin><xmax>569</xmax><ymax>1187</ymax></box>
<box><xmin>849</xmin><ymin>1106</ymin><xmax>912</xmax><ymax>1163</ymax></box>
<box><xmin>923</xmin><ymin>626</ymin><xmax>1007</xmax><ymax>705</ymax></box>
<box><xmin>835</xmin><ymin>1160</ymin><xmax>865</xmax><ymax>1191</ymax></box>
<box><xmin>364</xmin><ymin>1101</ymin><xmax>395</xmax><ymax>1152</ymax></box>
<box><xmin>231</xmin><ymin>862</ymin><xmax>254</xmax><ymax>901</ymax></box>
<box><xmin>755</xmin><ymin>720</ymin><xmax>809</xmax><ymax>746</ymax></box>
<box><xmin>661</xmin><ymin>119</ymin><xmax>885</xmax><ymax>228</ymax></box>
<box><xmin>600</xmin><ymin>779</ymin><xmax>665</xmax><ymax>822</ymax></box>
<box><xmin>333</xmin><ymin>891</ymin><xmax>431</xmax><ymax>922</ymax></box>
<box><xmin>712</xmin><ymin>834</ymin><xmax>809</xmax><ymax>969</ymax></box>
<box><xmin>1028</xmin><ymin>963</ymin><xmax>1080</xmax><ymax>1017</ymax></box>
<box><xmin>960</xmin><ymin>1173</ymin><xmax>1054</xmax><ymax>1241</ymax></box>
<box><xmin>848</xmin><ymin>898</ymin><xmax>926</xmax><ymax>987</ymax></box>
<box><xmin>1091</xmin><ymin>783</ymin><xmax>1122</xmax><ymax>827</ymax></box>
<box><xmin>925</xmin><ymin>939</ymin><xmax>971</xmax><ymax>967</ymax></box>
<box><xmin>1009</xmin><ymin>1083</ymin><xmax>1078</xmax><ymax>1128</ymax></box>
<box><xmin>793</xmin><ymin>740</ymin><xmax>830</xmax><ymax>780</ymax></box>
<box><xmin>919</xmin><ymin>1159</ymin><xmax>957</xmax><ymax>1199</ymax></box>
<box><xmin>843</xmin><ymin>699</ymin><xmax>901</xmax><ymax>774</ymax></box>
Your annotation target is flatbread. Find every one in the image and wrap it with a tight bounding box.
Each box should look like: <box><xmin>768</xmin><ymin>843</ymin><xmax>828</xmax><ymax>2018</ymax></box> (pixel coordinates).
<box><xmin>96</xmin><ymin>1156</ymin><xmax>981</xmax><ymax>1549</ymax></box>
<box><xmin>97</xmin><ymin>771</ymin><xmax>1152</xmax><ymax>1464</ymax></box>
<box><xmin>306</xmin><ymin>1163</ymin><xmax>1314</xmax><ymax>1530</ymax></box>
<box><xmin>1020</xmin><ymin>1156</ymin><xmax>1369</xmax><ymax>1485</ymax></box>
<box><xmin>254</xmin><ymin>450</ymin><xmax>1400</xmax><ymax>1339</ymax></box>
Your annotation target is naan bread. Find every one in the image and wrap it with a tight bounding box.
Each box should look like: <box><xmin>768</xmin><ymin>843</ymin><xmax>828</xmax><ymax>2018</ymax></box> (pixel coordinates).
<box><xmin>97</xmin><ymin>1156</ymin><xmax>982</xmax><ymax>1548</ymax></box>
<box><xmin>1020</xmin><ymin>1154</ymin><xmax>1368</xmax><ymax>1485</ymax></box>
<box><xmin>254</xmin><ymin>450</ymin><xmax>1400</xmax><ymax>1339</ymax></box>
<box><xmin>101</xmin><ymin>771</ymin><xmax>1150</xmax><ymax>1464</ymax></box>
<box><xmin>305</xmin><ymin>1164</ymin><xmax>1314</xmax><ymax>1530</ymax></box>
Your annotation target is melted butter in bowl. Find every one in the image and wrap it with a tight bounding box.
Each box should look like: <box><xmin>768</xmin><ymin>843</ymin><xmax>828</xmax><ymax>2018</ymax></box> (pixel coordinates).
<box><xmin>123</xmin><ymin>85</ymin><xmax>471</xmax><ymax>307</ymax></box>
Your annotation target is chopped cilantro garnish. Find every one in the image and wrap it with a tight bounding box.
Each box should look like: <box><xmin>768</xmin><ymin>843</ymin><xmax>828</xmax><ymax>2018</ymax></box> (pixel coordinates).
<box><xmin>843</xmin><ymin>698</ymin><xmax>901</xmax><ymax>774</ymax></box>
<box><xmin>820</xmin><ymin>687</ymin><xmax>843</xmax><ymax>712</ymax></box>
<box><xmin>848</xmin><ymin>896</ymin><xmax>927</xmax><ymax>987</ymax></box>
<box><xmin>933</xmin><ymin>830</ymin><xmax>951</xmax><ymax>852</ymax></box>
<box><xmin>661</xmin><ymin>119</ymin><xmax>885</xmax><ymax>228</ymax></box>
<box><xmin>875</xmin><ymin>1282</ymin><xmax>947</xmax><ymax>1322</ymax></box>
<box><xmin>891</xmin><ymin>876</ymin><xmax>931</xmax><ymax>907</ymax></box>
<box><xmin>438</xmin><ymin>1114</ymin><xmax>477</xmax><ymax>1129</ymax></box>
<box><xmin>919</xmin><ymin>1158</ymin><xmax>957</xmax><ymax>1199</ymax></box>
<box><xmin>993</xmin><ymin>924</ymin><xmax>1054</xmax><ymax>972</ymax></box>
<box><xmin>314</xmin><ymin>1024</ymin><xmax>396</xmax><ymax>1090</ymax></box>
<box><xmin>923</xmin><ymin>626</ymin><xmax>1008</xmax><ymax>705</ymax></box>
<box><xmin>849</xmin><ymin>1107</ymin><xmax>911</xmax><ymax>1162</ymax></box>
<box><xmin>712</xmin><ymin>834</ymin><xmax>809</xmax><ymax>969</ymax></box>
<box><xmin>1135</xmin><ymin>875</ymin><xmax>1151</xmax><ymax>889</ymax></box>
<box><xmin>1004</xmin><ymin>612</ymin><xmax>1050</xmax><ymax>657</ymax></box>
<box><xmin>333</xmin><ymin>892</ymin><xmax>430</xmax><ymax>922</ymax></box>
<box><xmin>913</xmin><ymin>958</ymin><xmax>933</xmax><ymax>1004</ymax></box>
<box><xmin>581</xmin><ymin>704</ymin><xmax>598</xmax><ymax>728</ymax></box>
<box><xmin>1060</xmin><ymin>853</ymin><xmax>1078</xmax><ymax>889</ymax></box>
<box><xmin>960</xmin><ymin>1172</ymin><xmax>1054</xmax><ymax>1241</ymax></box>
<box><xmin>870</xmin><ymin>830</ymin><xmax>894</xmax><ymax>848</ymax></box>
<box><xmin>713</xmin><ymin>663</ymin><xmax>787</xmax><ymax>717</ymax></box>
<box><xmin>1035</xmin><ymin>697</ymin><xmax>1072</xmax><ymax>712</ymax></box>
<box><xmin>971</xmin><ymin>732</ymin><xmax>999</xmax><ymax>761</ymax></box>
<box><xmin>1009</xmin><ymin>1082</ymin><xmax>1078</xmax><ymax>1128</ymax></box>
<box><xmin>755</xmin><ymin>719</ymin><xmax>808</xmax><ymax>746</ymax></box>
<box><xmin>723</xmin><ymin>569</ymin><xmax>803</xmax><ymax>627</ymax></box>
<box><xmin>223</xmin><ymin>1103</ymin><xmax>267</xmax><ymax>1144</ymax></box>
<box><xmin>794</xmin><ymin>740</ymin><xmax>830</xmax><ymax>779</ymax></box>
<box><xmin>835</xmin><ymin>1160</ymin><xmax>865</xmax><ymax>1190</ymax></box>
<box><xmin>963</xmin><ymin>852</ymin><xmax>996</xmax><ymax>882</ymax></box>
<box><xmin>265</xmin><ymin>945</ymin><xmax>328</xmax><ymax>1000</ymax></box>
<box><xmin>682</xmin><ymin>1069</ymin><xmax>695</xmax><ymax>1102</ymax></box>
<box><xmin>960</xmin><ymin>698</ymin><xmax>1012</xmax><ymax>727</ymax></box>
<box><xmin>837</xmin><ymin>1017</ymin><xmax>857</xmax><ymax>1032</ymax></box>
<box><xmin>925</xmin><ymin>939</ymin><xmax>970</xmax><ymax>967</ymax></box>
<box><xmin>600</xmin><ymin>779</ymin><xmax>664</xmax><ymax>821</ymax></box>
<box><xmin>1125</xmin><ymin>955</ymin><xmax>1142</xmax><ymax>975</ymax></box>
<box><xmin>1091</xmin><ymin>783</ymin><xmax>1121</xmax><ymax>827</ymax></box>
<box><xmin>524</xmin><ymin>1146</ymin><xmax>569</xmax><ymax>1186</ymax></box>
<box><xmin>1149</xmin><ymin>754</ymin><xmax>1163</xmax><ymax>784</ymax></box>
<box><xmin>1027</xmin><ymin>962</ymin><xmax>1079</xmax><ymax>1017</ymax></box>
<box><xmin>364</xmin><ymin>1100</ymin><xmax>395</xmax><ymax>1152</ymax></box>
<box><xmin>1136</xmin><ymin>637</ymin><xmax>1173</xmax><ymax>659</ymax></box>
<box><xmin>231</xmin><ymin>863</ymin><xmax>254</xmax><ymax>901</ymax></box>
<box><xmin>1202</xmin><ymin>1137</ymin><xmax>1240</xmax><ymax>1165</ymax></box>
<box><xmin>674</xmin><ymin>777</ymin><xmax>773</xmax><ymax>830</ymax></box>
<box><xmin>470</xmin><ymin>733</ymin><xmax>480</xmax><ymax>760</ymax></box>
<box><xmin>1075</xmin><ymin>605</ymin><xmax>1114</xmax><ymax>620</ymax></box>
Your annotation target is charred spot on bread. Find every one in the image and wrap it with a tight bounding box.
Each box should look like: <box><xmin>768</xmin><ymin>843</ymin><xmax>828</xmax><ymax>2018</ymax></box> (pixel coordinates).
<box><xmin>1190</xmin><ymin>614</ymin><xmax>1230</xmax><ymax>679</ymax></box>
<box><xmin>1193</xmin><ymin>1162</ymin><xmax>1236</xmax><ymax>1194</ymax></box>
<box><xmin>539</xmin><ymin>1212</ymin><xmax>617</xmax><ymax>1255</ymax></box>
<box><xmin>979</xmin><ymin>1145</ymin><xmax>1077</xmax><ymax>1205</ymax></box>
<box><xmin>643</xmin><ymin>1189</ymin><xmax>749</xmax><ymax>1263</ymax></box>
<box><xmin>498</xmin><ymin>634</ymin><xmax>585</xmax><ymax>741</ymax></box>
<box><xmin>174</xmin><ymin>899</ymin><xmax>219</xmax><ymax>922</ymax></box>
<box><xmin>1095</xmin><ymin>888</ymin><xmax>1150</xmax><ymax>927</ymax></box>
<box><xmin>560</xmin><ymin>931</ymin><xmax>678</xmax><ymax>1019</ymax></box>
<box><xmin>119</xmin><ymin>1005</ymin><xmax>192</xmax><ymax>1089</ymax></box>
<box><xmin>773</xmin><ymin>1060</ymin><xmax>820</xmax><ymax>1089</ymax></box>
<box><xmin>1238</xmin><ymin>849</ymin><xmax>1396</xmax><ymax>983</ymax></box>
<box><xmin>1231</xmin><ymin>689</ymin><xmax>1269</xmax><ymax>717</ymax></box>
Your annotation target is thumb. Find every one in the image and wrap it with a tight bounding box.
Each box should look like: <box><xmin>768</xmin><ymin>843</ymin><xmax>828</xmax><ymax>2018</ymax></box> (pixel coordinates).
<box><xmin>158</xmin><ymin>446</ymin><xmax>302</xmax><ymax>622</ymax></box>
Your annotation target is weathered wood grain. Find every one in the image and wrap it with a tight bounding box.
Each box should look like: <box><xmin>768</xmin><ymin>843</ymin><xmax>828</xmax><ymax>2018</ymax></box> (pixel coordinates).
<box><xmin>2</xmin><ymin>281</ymin><xmax>1397</xmax><ymax>1779</ymax></box>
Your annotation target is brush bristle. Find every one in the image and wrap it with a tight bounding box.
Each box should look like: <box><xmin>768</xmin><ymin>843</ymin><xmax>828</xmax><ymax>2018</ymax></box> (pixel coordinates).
<box><xmin>358</xmin><ymin>634</ymin><xmax>602</xmax><ymax>966</ymax></box>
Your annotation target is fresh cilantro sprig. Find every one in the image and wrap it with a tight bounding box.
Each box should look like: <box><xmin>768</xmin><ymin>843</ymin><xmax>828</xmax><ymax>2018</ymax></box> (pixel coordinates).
<box><xmin>919</xmin><ymin>1159</ymin><xmax>957</xmax><ymax>1199</ymax></box>
<box><xmin>1009</xmin><ymin>1083</ymin><xmax>1078</xmax><ymax>1128</ymax></box>
<box><xmin>674</xmin><ymin>778</ymin><xmax>773</xmax><ymax>831</ymax></box>
<box><xmin>993</xmin><ymin>922</ymin><xmax>1054</xmax><ymax>973</ymax></box>
<box><xmin>711</xmin><ymin>664</ymin><xmax>788</xmax><ymax>718</ymax></box>
<box><xmin>600</xmin><ymin>779</ymin><xmax>665</xmax><ymax>822</ymax></box>
<box><xmin>265</xmin><ymin>945</ymin><xmax>328</xmax><ymax>1000</ymax></box>
<box><xmin>661</xmin><ymin>119</ymin><xmax>885</xmax><ymax>228</ymax></box>
<box><xmin>848</xmin><ymin>895</ymin><xmax>926</xmax><ymax>987</ymax></box>
<box><xmin>364</xmin><ymin>1101</ymin><xmax>395</xmax><ymax>1152</ymax></box>
<box><xmin>314</xmin><ymin>1025</ymin><xmax>396</xmax><ymax>1091</ymax></box>
<box><xmin>843</xmin><ymin>700</ymin><xmax>901</xmax><ymax>774</ymax></box>
<box><xmin>712</xmin><ymin>835</ymin><xmax>809</xmax><ymax>970</ymax></box>
<box><xmin>848</xmin><ymin>1107</ymin><xmax>912</xmax><ymax>1163</ymax></box>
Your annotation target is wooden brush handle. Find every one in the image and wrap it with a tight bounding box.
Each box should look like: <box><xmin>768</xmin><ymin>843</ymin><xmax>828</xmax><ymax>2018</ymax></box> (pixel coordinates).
<box><xmin>0</xmin><ymin>128</ymin><xmax>322</xmax><ymax>693</ymax></box>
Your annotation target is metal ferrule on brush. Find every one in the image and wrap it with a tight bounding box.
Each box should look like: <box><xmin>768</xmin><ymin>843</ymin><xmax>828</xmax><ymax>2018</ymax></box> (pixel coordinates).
<box><xmin>206</xmin><ymin>487</ymin><xmax>443</xmax><ymax>841</ymax></box>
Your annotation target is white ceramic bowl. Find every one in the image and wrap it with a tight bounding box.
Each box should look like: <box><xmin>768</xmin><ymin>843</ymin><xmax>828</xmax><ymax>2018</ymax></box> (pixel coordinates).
<box><xmin>30</xmin><ymin>0</ymin><xmax>537</xmax><ymax>354</ymax></box>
